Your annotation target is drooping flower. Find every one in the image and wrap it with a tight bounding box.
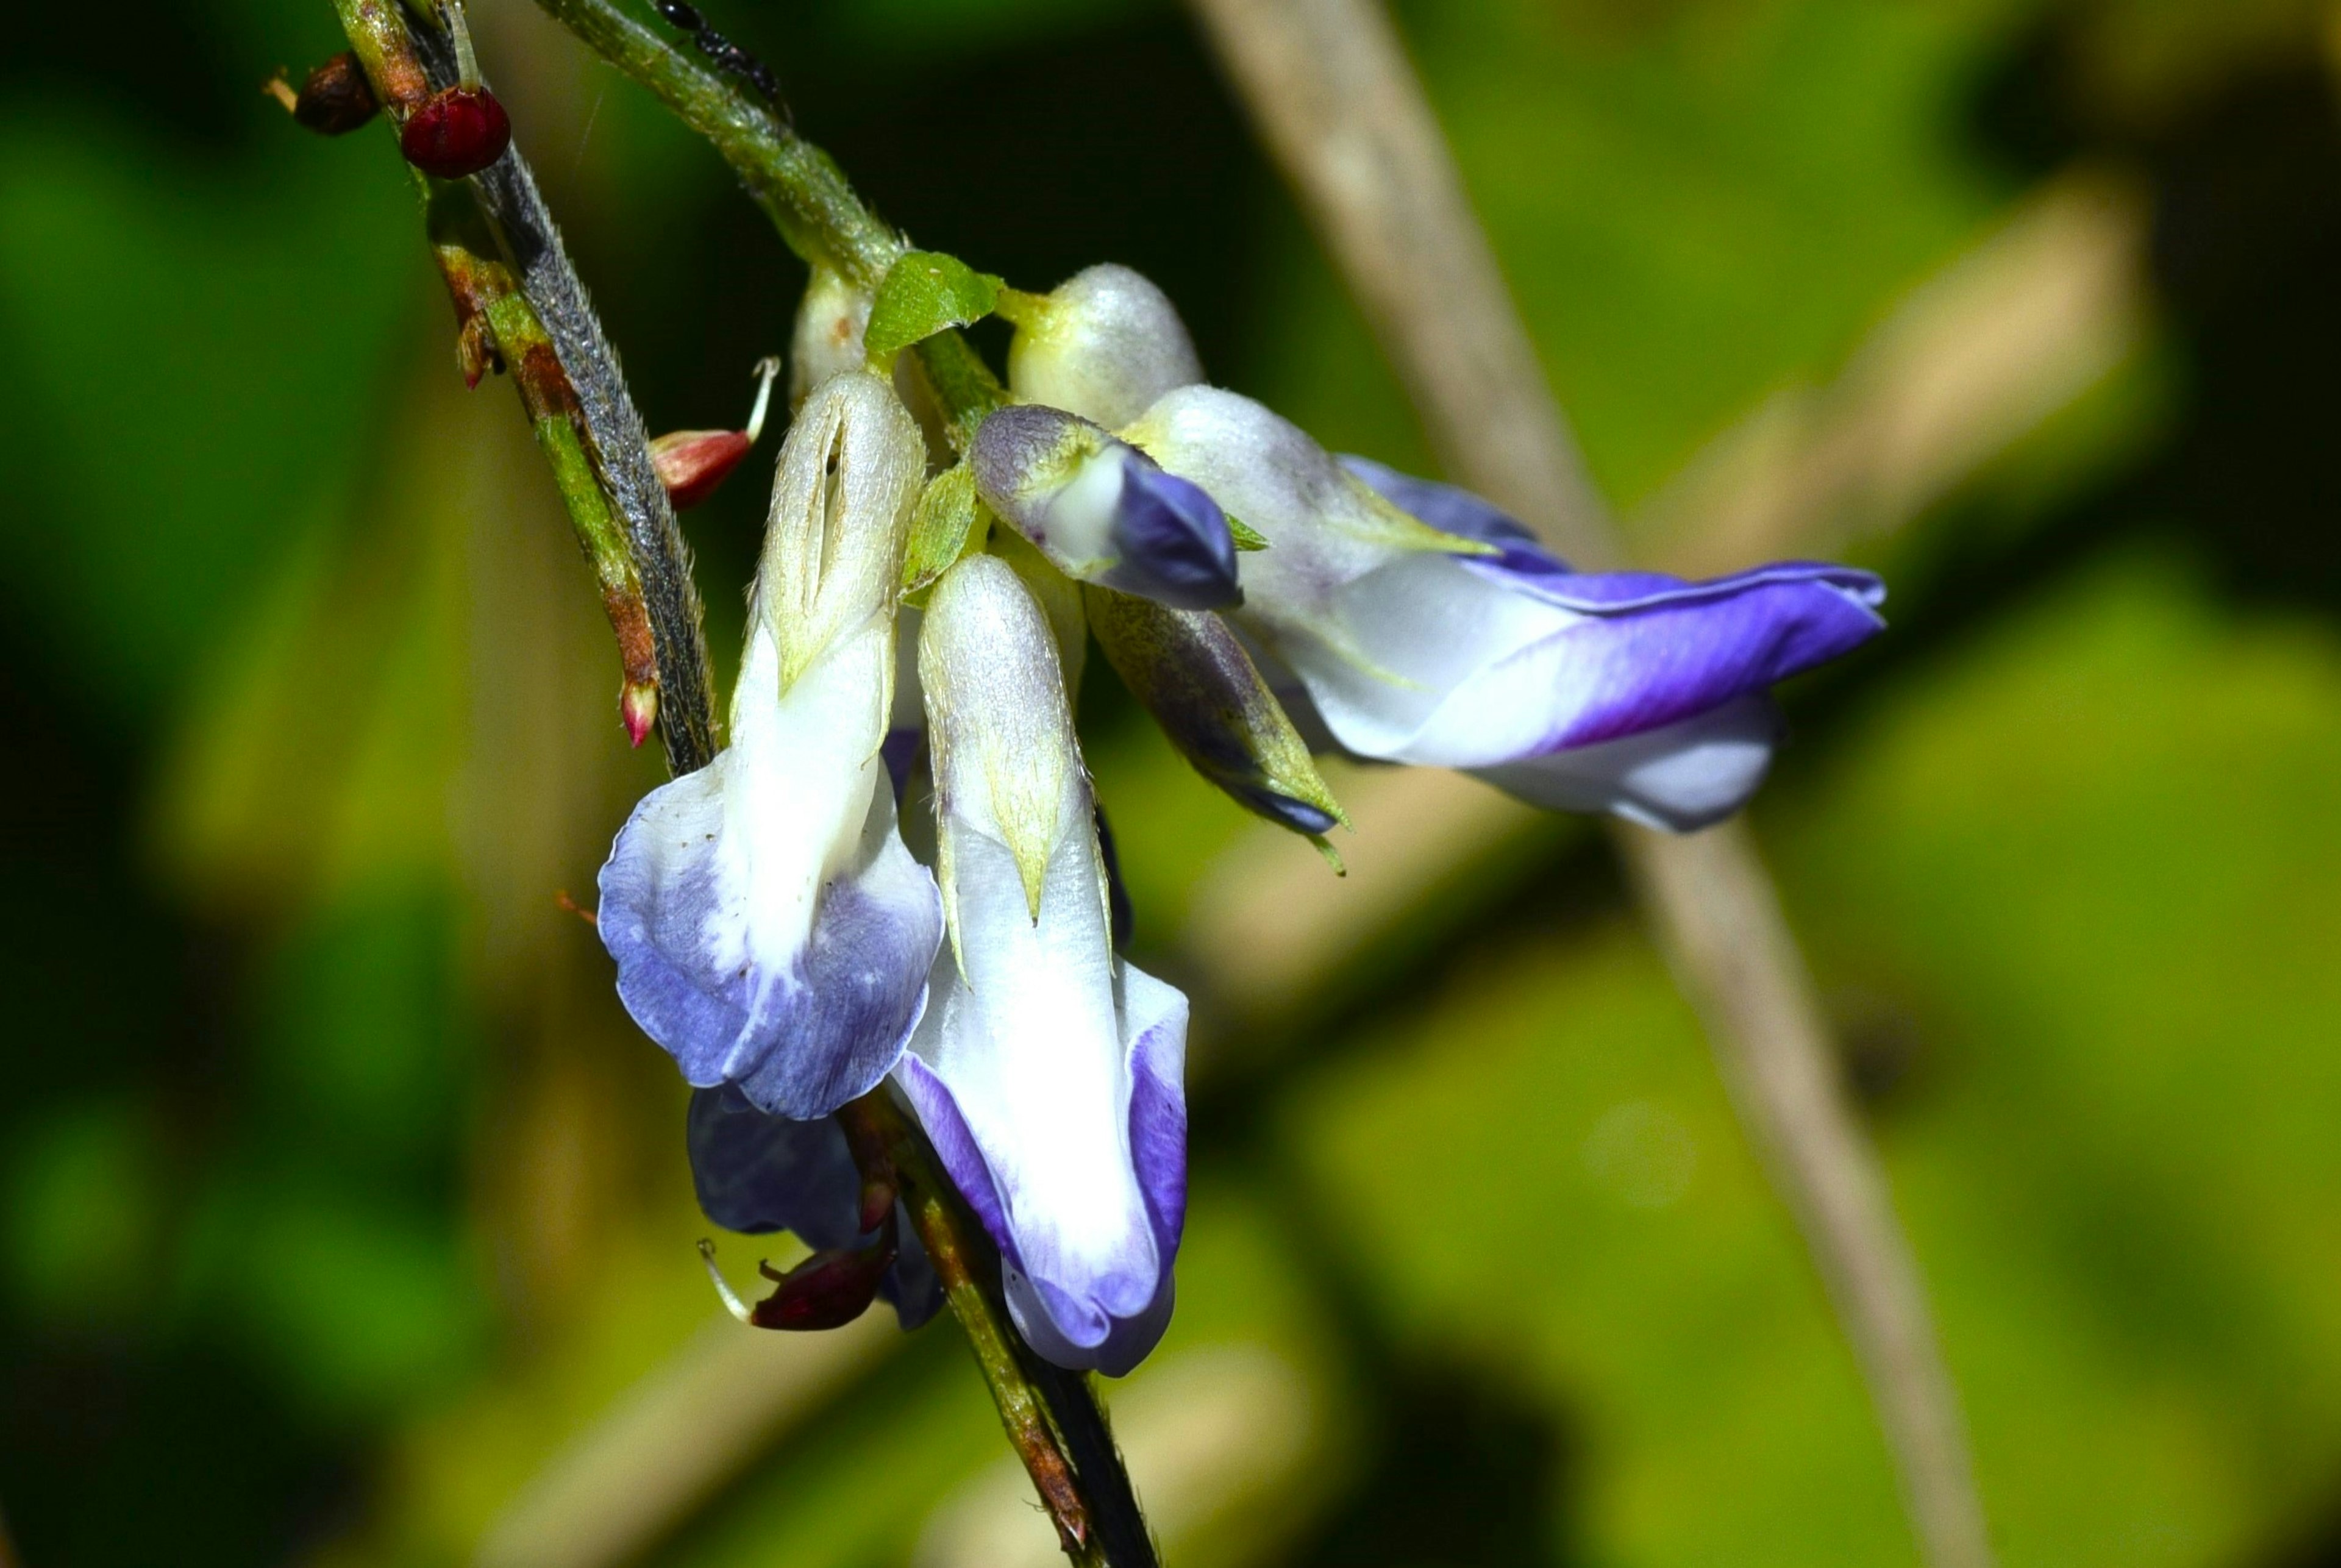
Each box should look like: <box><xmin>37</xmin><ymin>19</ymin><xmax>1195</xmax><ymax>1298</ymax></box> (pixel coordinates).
<box><xmin>972</xmin><ymin>402</ymin><xmax>1240</xmax><ymax>611</ymax></box>
<box><xmin>597</xmin><ymin>372</ymin><xmax>944</xmax><ymax>1118</ymax></box>
<box><xmin>894</xmin><ymin>553</ymin><xmax>1189</xmax><ymax>1374</ymax></box>
<box><xmin>1122</xmin><ymin>386</ymin><xmax>1887</xmax><ymax>831</ymax></box>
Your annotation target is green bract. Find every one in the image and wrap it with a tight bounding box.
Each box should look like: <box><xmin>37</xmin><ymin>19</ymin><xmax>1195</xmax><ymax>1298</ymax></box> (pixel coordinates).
<box><xmin>864</xmin><ymin>250</ymin><xmax>1005</xmax><ymax>367</ymax></box>
<box><xmin>902</xmin><ymin>463</ymin><xmax>988</xmax><ymax>593</ymax></box>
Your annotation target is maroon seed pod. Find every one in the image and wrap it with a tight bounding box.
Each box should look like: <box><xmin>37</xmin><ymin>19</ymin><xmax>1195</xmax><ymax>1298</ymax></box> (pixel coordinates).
<box><xmin>399</xmin><ymin>87</ymin><xmax>511</xmax><ymax>180</ymax></box>
<box><xmin>293</xmin><ymin>52</ymin><xmax>379</xmax><ymax>135</ymax></box>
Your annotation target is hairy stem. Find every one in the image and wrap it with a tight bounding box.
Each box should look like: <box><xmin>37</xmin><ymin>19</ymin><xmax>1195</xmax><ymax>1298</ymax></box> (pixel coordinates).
<box><xmin>334</xmin><ymin>0</ymin><xmax>715</xmax><ymax>770</ymax></box>
<box><xmin>529</xmin><ymin>0</ymin><xmax>898</xmax><ymax>284</ymax></box>
<box><xmin>525</xmin><ymin>0</ymin><xmax>1006</xmax><ymax>450</ymax></box>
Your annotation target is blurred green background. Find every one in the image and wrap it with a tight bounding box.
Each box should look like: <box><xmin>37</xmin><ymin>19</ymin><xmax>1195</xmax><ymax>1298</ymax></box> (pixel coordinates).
<box><xmin>9</xmin><ymin>0</ymin><xmax>2341</xmax><ymax>1563</ymax></box>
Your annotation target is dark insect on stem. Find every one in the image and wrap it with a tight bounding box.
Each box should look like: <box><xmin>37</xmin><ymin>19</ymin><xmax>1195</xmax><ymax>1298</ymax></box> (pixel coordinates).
<box><xmin>651</xmin><ymin>0</ymin><xmax>788</xmax><ymax>123</ymax></box>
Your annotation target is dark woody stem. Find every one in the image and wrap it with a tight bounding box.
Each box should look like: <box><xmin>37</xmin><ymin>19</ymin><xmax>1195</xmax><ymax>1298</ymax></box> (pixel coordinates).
<box><xmin>326</xmin><ymin>1</ymin><xmax>1149</xmax><ymax>1559</ymax></box>
<box><xmin>337</xmin><ymin>0</ymin><xmax>717</xmax><ymax>772</ymax></box>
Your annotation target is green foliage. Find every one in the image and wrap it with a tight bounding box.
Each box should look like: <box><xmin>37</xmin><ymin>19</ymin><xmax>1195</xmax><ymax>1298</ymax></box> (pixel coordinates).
<box><xmin>903</xmin><ymin>462</ymin><xmax>987</xmax><ymax>591</ymax></box>
<box><xmin>864</xmin><ymin>249</ymin><xmax>1005</xmax><ymax>366</ymax></box>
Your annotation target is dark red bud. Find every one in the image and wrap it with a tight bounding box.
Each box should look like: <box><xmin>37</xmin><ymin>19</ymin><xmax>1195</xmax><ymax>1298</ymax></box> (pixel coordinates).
<box><xmin>650</xmin><ymin>429</ymin><xmax>753</xmax><ymax>510</ymax></box>
<box><xmin>747</xmin><ymin>1226</ymin><xmax>896</xmax><ymax>1331</ymax></box>
<box><xmin>400</xmin><ymin>87</ymin><xmax>511</xmax><ymax>180</ymax></box>
<box><xmin>293</xmin><ymin>52</ymin><xmax>379</xmax><ymax>135</ymax></box>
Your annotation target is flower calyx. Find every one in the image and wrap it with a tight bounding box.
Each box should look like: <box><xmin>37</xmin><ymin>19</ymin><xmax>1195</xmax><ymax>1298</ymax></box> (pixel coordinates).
<box><xmin>650</xmin><ymin>355</ymin><xmax>783</xmax><ymax>510</ymax></box>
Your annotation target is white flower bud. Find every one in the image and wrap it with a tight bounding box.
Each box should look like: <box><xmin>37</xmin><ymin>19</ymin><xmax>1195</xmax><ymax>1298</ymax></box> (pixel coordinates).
<box><xmin>1007</xmin><ymin>263</ymin><xmax>1203</xmax><ymax>430</ymax></box>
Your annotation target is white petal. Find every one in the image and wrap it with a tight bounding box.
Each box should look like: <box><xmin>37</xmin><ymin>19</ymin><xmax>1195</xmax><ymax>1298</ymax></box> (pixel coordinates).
<box><xmin>1471</xmin><ymin>693</ymin><xmax>1781</xmax><ymax>832</ymax></box>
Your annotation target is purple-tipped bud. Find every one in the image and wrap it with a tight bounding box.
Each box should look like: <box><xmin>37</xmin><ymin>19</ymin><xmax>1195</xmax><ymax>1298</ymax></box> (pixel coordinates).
<box><xmin>972</xmin><ymin>403</ymin><xmax>1239</xmax><ymax>611</ymax></box>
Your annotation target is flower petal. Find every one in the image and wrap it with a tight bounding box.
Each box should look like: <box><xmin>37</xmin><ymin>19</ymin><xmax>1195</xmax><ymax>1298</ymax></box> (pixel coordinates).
<box><xmin>597</xmin><ymin>373</ymin><xmax>942</xmax><ymax>1117</ymax></box>
<box><xmin>973</xmin><ymin>404</ymin><xmax>1239</xmax><ymax>610</ymax></box>
<box><xmin>596</xmin><ymin>729</ymin><xmax>943</xmax><ymax>1118</ymax></box>
<box><xmin>686</xmin><ymin>1087</ymin><xmax>942</xmax><ymax>1329</ymax></box>
<box><xmin>896</xmin><ymin>953</ymin><xmax>1188</xmax><ymax>1376</ymax></box>
<box><xmin>1470</xmin><ymin>693</ymin><xmax>1782</xmax><ymax>831</ymax></box>
<box><xmin>1338</xmin><ymin>454</ymin><xmax>1556</xmax><ymax>561</ymax></box>
<box><xmin>1325</xmin><ymin>552</ymin><xmax>1886</xmax><ymax>764</ymax></box>
<box><xmin>903</xmin><ymin>555</ymin><xmax>1189</xmax><ymax>1373</ymax></box>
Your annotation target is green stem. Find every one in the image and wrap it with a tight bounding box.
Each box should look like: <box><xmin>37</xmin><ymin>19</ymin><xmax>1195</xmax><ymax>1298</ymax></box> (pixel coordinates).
<box><xmin>526</xmin><ymin>0</ymin><xmax>1007</xmax><ymax>453</ymax></box>
<box><xmin>528</xmin><ymin>0</ymin><xmax>900</xmax><ymax>285</ymax></box>
<box><xmin>835</xmin><ymin>1092</ymin><xmax>1106</xmax><ymax>1568</ymax></box>
<box><xmin>335</xmin><ymin>0</ymin><xmax>668</xmax><ymax>747</ymax></box>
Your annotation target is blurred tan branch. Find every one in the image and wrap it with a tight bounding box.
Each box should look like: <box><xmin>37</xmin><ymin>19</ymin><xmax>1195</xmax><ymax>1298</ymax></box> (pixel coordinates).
<box><xmin>1184</xmin><ymin>2</ymin><xmax>2025</xmax><ymax>1566</ymax></box>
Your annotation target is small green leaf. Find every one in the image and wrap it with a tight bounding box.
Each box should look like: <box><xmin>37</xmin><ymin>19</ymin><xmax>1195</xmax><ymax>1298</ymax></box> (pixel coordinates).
<box><xmin>903</xmin><ymin>464</ymin><xmax>986</xmax><ymax>592</ymax></box>
<box><xmin>864</xmin><ymin>251</ymin><xmax>1004</xmax><ymax>366</ymax></box>
<box><xmin>1226</xmin><ymin>515</ymin><xmax>1270</xmax><ymax>552</ymax></box>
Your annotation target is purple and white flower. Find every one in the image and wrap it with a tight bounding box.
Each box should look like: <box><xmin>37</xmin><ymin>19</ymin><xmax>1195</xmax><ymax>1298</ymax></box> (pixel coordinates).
<box><xmin>894</xmin><ymin>554</ymin><xmax>1189</xmax><ymax>1375</ymax></box>
<box><xmin>686</xmin><ymin>1086</ymin><xmax>944</xmax><ymax>1328</ymax></box>
<box><xmin>1122</xmin><ymin>387</ymin><xmax>1886</xmax><ymax>831</ymax></box>
<box><xmin>596</xmin><ymin>373</ymin><xmax>945</xmax><ymax>1119</ymax></box>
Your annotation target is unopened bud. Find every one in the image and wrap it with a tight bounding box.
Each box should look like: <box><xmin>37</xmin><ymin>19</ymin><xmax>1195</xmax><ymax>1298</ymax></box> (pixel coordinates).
<box><xmin>1086</xmin><ymin>586</ymin><xmax>1345</xmax><ymax>838</ymax></box>
<box><xmin>972</xmin><ymin>403</ymin><xmax>1239</xmax><ymax>611</ymax></box>
<box><xmin>400</xmin><ymin>86</ymin><xmax>511</xmax><ymax>179</ymax></box>
<box><xmin>789</xmin><ymin>266</ymin><xmax>872</xmax><ymax>408</ymax></box>
<box><xmin>650</xmin><ymin>356</ymin><xmax>780</xmax><ymax>509</ymax></box>
<box><xmin>288</xmin><ymin>52</ymin><xmax>379</xmax><ymax>135</ymax></box>
<box><xmin>1003</xmin><ymin>263</ymin><xmax>1203</xmax><ymax>431</ymax></box>
<box><xmin>620</xmin><ymin>679</ymin><xmax>659</xmax><ymax>749</ymax></box>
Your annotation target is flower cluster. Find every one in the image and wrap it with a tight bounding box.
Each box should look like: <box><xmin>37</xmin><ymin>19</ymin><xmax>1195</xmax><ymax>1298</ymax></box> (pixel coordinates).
<box><xmin>597</xmin><ymin>263</ymin><xmax>1884</xmax><ymax>1374</ymax></box>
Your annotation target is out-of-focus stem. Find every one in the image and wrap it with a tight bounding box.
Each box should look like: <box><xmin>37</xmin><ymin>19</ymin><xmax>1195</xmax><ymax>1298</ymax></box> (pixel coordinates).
<box><xmin>1185</xmin><ymin>4</ymin><xmax>1995</xmax><ymax>1566</ymax></box>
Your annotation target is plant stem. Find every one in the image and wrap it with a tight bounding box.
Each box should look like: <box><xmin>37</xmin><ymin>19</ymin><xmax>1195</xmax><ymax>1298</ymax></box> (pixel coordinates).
<box><xmin>527</xmin><ymin>0</ymin><xmax>899</xmax><ymax>285</ymax></box>
<box><xmin>334</xmin><ymin>0</ymin><xmax>678</xmax><ymax>758</ymax></box>
<box><xmin>401</xmin><ymin>2</ymin><xmax>717</xmax><ymax>771</ymax></box>
<box><xmin>835</xmin><ymin>1092</ymin><xmax>1113</xmax><ymax>1568</ymax></box>
<box><xmin>524</xmin><ymin>0</ymin><xmax>1007</xmax><ymax>451</ymax></box>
